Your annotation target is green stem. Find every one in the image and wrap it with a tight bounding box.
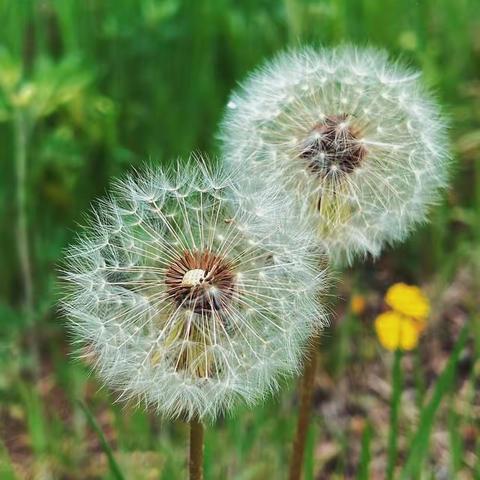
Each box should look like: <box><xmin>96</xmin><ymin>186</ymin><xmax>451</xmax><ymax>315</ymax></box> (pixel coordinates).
<box><xmin>14</xmin><ymin>109</ymin><xmax>33</xmax><ymax>316</ymax></box>
<box><xmin>414</xmin><ymin>348</ymin><xmax>426</xmax><ymax>409</ymax></box>
<box><xmin>14</xmin><ymin>109</ymin><xmax>39</xmax><ymax>374</ymax></box>
<box><xmin>189</xmin><ymin>419</ymin><xmax>204</xmax><ymax>480</ymax></box>
<box><xmin>387</xmin><ymin>349</ymin><xmax>403</xmax><ymax>480</ymax></box>
<box><xmin>289</xmin><ymin>334</ymin><xmax>320</xmax><ymax>480</ymax></box>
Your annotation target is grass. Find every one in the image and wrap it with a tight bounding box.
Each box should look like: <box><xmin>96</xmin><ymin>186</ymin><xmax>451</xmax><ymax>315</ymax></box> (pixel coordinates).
<box><xmin>400</xmin><ymin>325</ymin><xmax>469</xmax><ymax>479</ymax></box>
<box><xmin>357</xmin><ymin>422</ymin><xmax>372</xmax><ymax>480</ymax></box>
<box><xmin>0</xmin><ymin>0</ymin><xmax>479</xmax><ymax>478</ymax></box>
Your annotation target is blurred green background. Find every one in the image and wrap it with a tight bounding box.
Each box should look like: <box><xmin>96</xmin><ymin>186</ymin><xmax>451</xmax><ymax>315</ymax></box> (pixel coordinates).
<box><xmin>0</xmin><ymin>0</ymin><xmax>479</xmax><ymax>478</ymax></box>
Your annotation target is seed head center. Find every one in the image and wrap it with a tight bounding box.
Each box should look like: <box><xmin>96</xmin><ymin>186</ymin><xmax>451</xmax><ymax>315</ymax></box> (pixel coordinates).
<box><xmin>181</xmin><ymin>269</ymin><xmax>206</xmax><ymax>287</ymax></box>
<box><xmin>165</xmin><ymin>250</ymin><xmax>235</xmax><ymax>313</ymax></box>
<box><xmin>299</xmin><ymin>114</ymin><xmax>367</xmax><ymax>176</ymax></box>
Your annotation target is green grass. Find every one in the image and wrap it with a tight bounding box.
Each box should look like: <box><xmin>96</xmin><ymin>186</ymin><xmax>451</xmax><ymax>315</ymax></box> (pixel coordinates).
<box><xmin>357</xmin><ymin>422</ymin><xmax>372</xmax><ymax>480</ymax></box>
<box><xmin>400</xmin><ymin>325</ymin><xmax>469</xmax><ymax>479</ymax></box>
<box><xmin>0</xmin><ymin>0</ymin><xmax>479</xmax><ymax>478</ymax></box>
<box><xmin>0</xmin><ymin>440</ymin><xmax>17</xmax><ymax>480</ymax></box>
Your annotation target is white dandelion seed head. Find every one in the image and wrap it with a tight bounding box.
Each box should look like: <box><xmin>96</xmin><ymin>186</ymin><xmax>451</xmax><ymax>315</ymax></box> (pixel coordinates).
<box><xmin>61</xmin><ymin>156</ymin><xmax>328</xmax><ymax>422</ymax></box>
<box><xmin>220</xmin><ymin>46</ymin><xmax>451</xmax><ymax>265</ymax></box>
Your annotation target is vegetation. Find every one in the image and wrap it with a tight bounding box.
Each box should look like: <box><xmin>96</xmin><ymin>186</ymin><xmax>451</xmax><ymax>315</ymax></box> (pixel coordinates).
<box><xmin>0</xmin><ymin>0</ymin><xmax>479</xmax><ymax>478</ymax></box>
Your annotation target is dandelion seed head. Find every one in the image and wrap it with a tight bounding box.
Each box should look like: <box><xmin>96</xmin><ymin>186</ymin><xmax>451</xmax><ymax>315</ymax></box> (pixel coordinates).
<box><xmin>61</xmin><ymin>156</ymin><xmax>327</xmax><ymax>421</ymax></box>
<box><xmin>220</xmin><ymin>46</ymin><xmax>450</xmax><ymax>264</ymax></box>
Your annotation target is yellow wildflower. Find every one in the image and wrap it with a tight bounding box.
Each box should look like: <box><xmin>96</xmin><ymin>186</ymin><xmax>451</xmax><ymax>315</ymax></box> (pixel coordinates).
<box><xmin>350</xmin><ymin>294</ymin><xmax>366</xmax><ymax>316</ymax></box>
<box><xmin>375</xmin><ymin>283</ymin><xmax>430</xmax><ymax>351</ymax></box>
<box><xmin>385</xmin><ymin>283</ymin><xmax>430</xmax><ymax>320</ymax></box>
<box><xmin>374</xmin><ymin>311</ymin><xmax>421</xmax><ymax>351</ymax></box>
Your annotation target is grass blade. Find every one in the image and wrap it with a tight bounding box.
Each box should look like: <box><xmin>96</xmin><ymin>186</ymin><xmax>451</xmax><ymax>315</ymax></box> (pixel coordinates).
<box><xmin>400</xmin><ymin>325</ymin><xmax>468</xmax><ymax>479</ymax></box>
<box><xmin>78</xmin><ymin>401</ymin><xmax>125</xmax><ymax>480</ymax></box>
<box><xmin>0</xmin><ymin>440</ymin><xmax>18</xmax><ymax>480</ymax></box>
<box><xmin>18</xmin><ymin>383</ymin><xmax>48</xmax><ymax>457</ymax></box>
<box><xmin>357</xmin><ymin>422</ymin><xmax>372</xmax><ymax>480</ymax></box>
<box><xmin>447</xmin><ymin>403</ymin><xmax>463</xmax><ymax>476</ymax></box>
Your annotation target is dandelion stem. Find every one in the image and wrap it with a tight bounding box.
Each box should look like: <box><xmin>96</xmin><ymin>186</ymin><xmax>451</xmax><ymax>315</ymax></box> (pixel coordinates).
<box><xmin>189</xmin><ymin>418</ymin><xmax>204</xmax><ymax>480</ymax></box>
<box><xmin>289</xmin><ymin>333</ymin><xmax>320</xmax><ymax>480</ymax></box>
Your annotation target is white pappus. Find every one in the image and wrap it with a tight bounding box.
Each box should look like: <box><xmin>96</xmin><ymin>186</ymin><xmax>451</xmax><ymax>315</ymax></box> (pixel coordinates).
<box><xmin>220</xmin><ymin>46</ymin><xmax>450</xmax><ymax>264</ymax></box>
<box><xmin>61</xmin><ymin>156</ymin><xmax>328</xmax><ymax>422</ymax></box>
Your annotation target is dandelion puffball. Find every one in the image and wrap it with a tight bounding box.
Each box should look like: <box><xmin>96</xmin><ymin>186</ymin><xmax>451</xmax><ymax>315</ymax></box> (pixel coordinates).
<box><xmin>220</xmin><ymin>46</ymin><xmax>450</xmax><ymax>264</ymax></box>
<box><xmin>61</xmin><ymin>158</ymin><xmax>326</xmax><ymax>421</ymax></box>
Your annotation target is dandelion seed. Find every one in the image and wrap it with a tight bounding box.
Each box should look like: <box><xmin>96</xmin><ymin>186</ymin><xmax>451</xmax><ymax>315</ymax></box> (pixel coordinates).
<box><xmin>220</xmin><ymin>46</ymin><xmax>450</xmax><ymax>264</ymax></box>
<box><xmin>61</xmin><ymin>156</ymin><xmax>327</xmax><ymax>421</ymax></box>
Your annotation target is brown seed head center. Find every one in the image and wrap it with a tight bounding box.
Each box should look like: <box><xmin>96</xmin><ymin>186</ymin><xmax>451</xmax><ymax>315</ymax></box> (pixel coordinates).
<box><xmin>165</xmin><ymin>250</ymin><xmax>235</xmax><ymax>313</ymax></box>
<box><xmin>299</xmin><ymin>114</ymin><xmax>366</xmax><ymax>176</ymax></box>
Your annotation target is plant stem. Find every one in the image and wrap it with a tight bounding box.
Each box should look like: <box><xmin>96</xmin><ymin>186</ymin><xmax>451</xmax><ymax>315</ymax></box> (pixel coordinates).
<box><xmin>386</xmin><ymin>349</ymin><xmax>403</xmax><ymax>480</ymax></box>
<box><xmin>14</xmin><ymin>109</ymin><xmax>39</xmax><ymax>375</ymax></box>
<box><xmin>289</xmin><ymin>334</ymin><xmax>320</xmax><ymax>480</ymax></box>
<box><xmin>14</xmin><ymin>109</ymin><xmax>33</xmax><ymax>316</ymax></box>
<box><xmin>189</xmin><ymin>418</ymin><xmax>204</xmax><ymax>480</ymax></box>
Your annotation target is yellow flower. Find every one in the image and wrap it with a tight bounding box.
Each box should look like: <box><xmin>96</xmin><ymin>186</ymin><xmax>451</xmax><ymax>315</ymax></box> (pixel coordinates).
<box><xmin>385</xmin><ymin>283</ymin><xmax>430</xmax><ymax>320</ymax></box>
<box><xmin>350</xmin><ymin>294</ymin><xmax>366</xmax><ymax>316</ymax></box>
<box><xmin>374</xmin><ymin>311</ymin><xmax>423</xmax><ymax>351</ymax></box>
